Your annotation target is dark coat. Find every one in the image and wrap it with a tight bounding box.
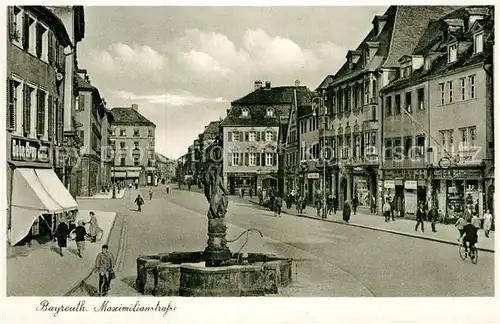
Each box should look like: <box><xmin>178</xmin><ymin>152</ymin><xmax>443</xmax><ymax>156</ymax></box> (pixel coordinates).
<box><xmin>135</xmin><ymin>196</ymin><xmax>144</xmax><ymax>206</ymax></box>
<box><xmin>56</xmin><ymin>222</ymin><xmax>69</xmax><ymax>248</ymax></box>
<box><xmin>343</xmin><ymin>203</ymin><xmax>351</xmax><ymax>221</ymax></box>
<box><xmin>416</xmin><ymin>208</ymin><xmax>425</xmax><ymax>221</ymax></box>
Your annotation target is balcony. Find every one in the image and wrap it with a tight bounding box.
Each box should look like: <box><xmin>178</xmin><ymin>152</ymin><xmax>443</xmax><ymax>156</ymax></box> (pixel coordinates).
<box><xmin>383</xmin><ymin>156</ymin><xmax>426</xmax><ymax>169</ymax></box>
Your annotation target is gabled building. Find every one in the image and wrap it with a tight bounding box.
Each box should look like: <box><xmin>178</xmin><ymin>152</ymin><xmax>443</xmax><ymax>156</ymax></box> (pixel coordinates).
<box><xmin>321</xmin><ymin>5</ymin><xmax>461</xmax><ymax>212</ymax></box>
<box><xmin>221</xmin><ymin>81</ymin><xmax>302</xmax><ymax>195</ymax></box>
<box><xmin>110</xmin><ymin>104</ymin><xmax>156</xmax><ymax>186</ymax></box>
<box><xmin>380</xmin><ymin>6</ymin><xmax>494</xmax><ymax>219</ymax></box>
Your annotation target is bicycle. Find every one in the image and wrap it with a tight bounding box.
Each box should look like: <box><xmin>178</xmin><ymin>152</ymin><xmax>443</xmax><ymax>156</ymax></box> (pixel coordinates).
<box><xmin>459</xmin><ymin>241</ymin><xmax>478</xmax><ymax>264</ymax></box>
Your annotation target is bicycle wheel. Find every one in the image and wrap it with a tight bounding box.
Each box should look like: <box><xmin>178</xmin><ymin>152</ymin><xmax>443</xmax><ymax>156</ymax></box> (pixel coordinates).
<box><xmin>470</xmin><ymin>248</ymin><xmax>478</xmax><ymax>264</ymax></box>
<box><xmin>459</xmin><ymin>244</ymin><xmax>467</xmax><ymax>260</ymax></box>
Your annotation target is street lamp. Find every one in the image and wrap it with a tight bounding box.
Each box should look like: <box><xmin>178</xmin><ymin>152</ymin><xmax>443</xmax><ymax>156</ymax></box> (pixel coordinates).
<box><xmin>312</xmin><ymin>92</ymin><xmax>328</xmax><ymax>219</ymax></box>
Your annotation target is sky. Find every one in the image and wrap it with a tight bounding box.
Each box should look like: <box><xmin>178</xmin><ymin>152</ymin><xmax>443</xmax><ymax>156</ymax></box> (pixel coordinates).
<box><xmin>77</xmin><ymin>6</ymin><xmax>387</xmax><ymax>159</ymax></box>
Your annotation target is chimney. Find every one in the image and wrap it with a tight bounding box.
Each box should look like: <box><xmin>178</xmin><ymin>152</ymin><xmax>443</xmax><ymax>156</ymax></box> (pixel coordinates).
<box><xmin>226</xmin><ymin>109</ymin><xmax>230</xmax><ymax>116</ymax></box>
<box><xmin>265</xmin><ymin>81</ymin><xmax>271</xmax><ymax>89</ymax></box>
<box><xmin>295</xmin><ymin>79</ymin><xmax>300</xmax><ymax>86</ymax></box>
<box><xmin>372</xmin><ymin>15</ymin><xmax>388</xmax><ymax>36</ymax></box>
<box><xmin>131</xmin><ymin>104</ymin><xmax>138</xmax><ymax>111</ymax></box>
<box><xmin>254</xmin><ymin>80</ymin><xmax>263</xmax><ymax>90</ymax></box>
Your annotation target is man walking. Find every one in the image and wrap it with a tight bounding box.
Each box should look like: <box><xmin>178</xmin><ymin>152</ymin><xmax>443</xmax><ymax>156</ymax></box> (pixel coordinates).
<box><xmin>415</xmin><ymin>202</ymin><xmax>425</xmax><ymax>232</ymax></box>
<box><xmin>74</xmin><ymin>220</ymin><xmax>87</xmax><ymax>258</ymax></box>
<box><xmin>428</xmin><ymin>205</ymin><xmax>438</xmax><ymax>233</ymax></box>
<box><xmin>352</xmin><ymin>196</ymin><xmax>359</xmax><ymax>215</ymax></box>
<box><xmin>134</xmin><ymin>194</ymin><xmax>145</xmax><ymax>212</ymax></box>
<box><xmin>274</xmin><ymin>195</ymin><xmax>283</xmax><ymax>218</ymax></box>
<box><xmin>149</xmin><ymin>188</ymin><xmax>153</xmax><ymax>200</ymax></box>
<box><xmin>55</xmin><ymin>218</ymin><xmax>69</xmax><ymax>257</ymax></box>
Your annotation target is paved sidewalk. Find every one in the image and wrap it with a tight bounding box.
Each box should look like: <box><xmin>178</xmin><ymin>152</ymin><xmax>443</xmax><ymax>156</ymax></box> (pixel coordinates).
<box><xmin>6</xmin><ymin>210</ymin><xmax>117</xmax><ymax>296</ymax></box>
<box><xmin>247</xmin><ymin>198</ymin><xmax>495</xmax><ymax>252</ymax></box>
<box><xmin>77</xmin><ymin>189</ymin><xmax>126</xmax><ymax>199</ymax></box>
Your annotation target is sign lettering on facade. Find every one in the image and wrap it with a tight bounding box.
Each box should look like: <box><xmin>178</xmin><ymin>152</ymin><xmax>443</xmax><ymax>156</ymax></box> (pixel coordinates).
<box><xmin>384</xmin><ymin>180</ymin><xmax>395</xmax><ymax>189</ymax></box>
<box><xmin>307</xmin><ymin>173</ymin><xmax>320</xmax><ymax>179</ymax></box>
<box><xmin>11</xmin><ymin>138</ymin><xmax>50</xmax><ymax>163</ymax></box>
<box><xmin>404</xmin><ymin>180</ymin><xmax>417</xmax><ymax>189</ymax></box>
<box><xmin>433</xmin><ymin>169</ymin><xmax>482</xmax><ymax>179</ymax></box>
<box><xmin>383</xmin><ymin>169</ymin><xmax>427</xmax><ymax>180</ymax></box>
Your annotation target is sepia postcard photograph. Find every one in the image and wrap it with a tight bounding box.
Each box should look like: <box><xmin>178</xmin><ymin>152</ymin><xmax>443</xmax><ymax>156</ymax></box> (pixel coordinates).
<box><xmin>1</xmin><ymin>1</ymin><xmax>498</xmax><ymax>323</ymax></box>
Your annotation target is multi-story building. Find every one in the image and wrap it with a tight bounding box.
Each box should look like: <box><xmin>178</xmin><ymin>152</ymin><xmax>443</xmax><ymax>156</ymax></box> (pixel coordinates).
<box><xmin>321</xmin><ymin>5</ymin><xmax>460</xmax><ymax>212</ymax></box>
<box><xmin>74</xmin><ymin>70</ymin><xmax>107</xmax><ymax>196</ymax></box>
<box><xmin>110</xmin><ymin>104</ymin><xmax>157</xmax><ymax>186</ymax></box>
<box><xmin>380</xmin><ymin>6</ymin><xmax>494</xmax><ymax>219</ymax></box>
<box><xmin>6</xmin><ymin>6</ymin><xmax>78</xmax><ymax>247</ymax></box>
<box><xmin>101</xmin><ymin>108</ymin><xmax>115</xmax><ymax>189</ymax></box>
<box><xmin>155</xmin><ymin>153</ymin><xmax>176</xmax><ymax>183</ymax></box>
<box><xmin>221</xmin><ymin>81</ymin><xmax>304</xmax><ymax>195</ymax></box>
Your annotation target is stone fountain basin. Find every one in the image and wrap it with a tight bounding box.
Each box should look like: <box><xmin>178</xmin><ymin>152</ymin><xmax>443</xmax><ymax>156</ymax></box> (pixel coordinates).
<box><xmin>136</xmin><ymin>252</ymin><xmax>293</xmax><ymax>296</ymax></box>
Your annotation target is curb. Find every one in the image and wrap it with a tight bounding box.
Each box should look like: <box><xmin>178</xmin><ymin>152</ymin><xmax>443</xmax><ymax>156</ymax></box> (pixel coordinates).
<box><xmin>64</xmin><ymin>212</ymin><xmax>119</xmax><ymax>296</ymax></box>
<box><xmin>76</xmin><ymin>190</ymin><xmax>127</xmax><ymax>200</ymax></box>
<box><xmin>247</xmin><ymin>200</ymin><xmax>495</xmax><ymax>253</ymax></box>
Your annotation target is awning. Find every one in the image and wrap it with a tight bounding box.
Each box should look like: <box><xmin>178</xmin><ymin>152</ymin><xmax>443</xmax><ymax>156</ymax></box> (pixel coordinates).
<box><xmin>112</xmin><ymin>171</ymin><xmax>127</xmax><ymax>178</ymax></box>
<box><xmin>10</xmin><ymin>168</ymin><xmax>64</xmax><ymax>246</ymax></box>
<box><xmin>127</xmin><ymin>171</ymin><xmax>140</xmax><ymax>177</ymax></box>
<box><xmin>35</xmin><ymin>168</ymin><xmax>77</xmax><ymax>211</ymax></box>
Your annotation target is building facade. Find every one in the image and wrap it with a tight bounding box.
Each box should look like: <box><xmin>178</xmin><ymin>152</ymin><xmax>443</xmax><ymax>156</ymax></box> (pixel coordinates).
<box><xmin>155</xmin><ymin>153</ymin><xmax>176</xmax><ymax>183</ymax></box>
<box><xmin>110</xmin><ymin>104</ymin><xmax>156</xmax><ymax>186</ymax></box>
<box><xmin>380</xmin><ymin>6</ymin><xmax>494</xmax><ymax>219</ymax></box>
<box><xmin>6</xmin><ymin>6</ymin><xmax>78</xmax><ymax>247</ymax></box>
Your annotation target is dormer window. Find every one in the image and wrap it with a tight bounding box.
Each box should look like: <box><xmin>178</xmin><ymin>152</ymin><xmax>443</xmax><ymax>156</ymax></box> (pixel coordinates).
<box><xmin>266</xmin><ymin>108</ymin><xmax>274</xmax><ymax>117</ymax></box>
<box><xmin>474</xmin><ymin>33</ymin><xmax>484</xmax><ymax>54</ymax></box>
<box><xmin>448</xmin><ymin>43</ymin><xmax>457</xmax><ymax>63</ymax></box>
<box><xmin>241</xmin><ymin>108</ymin><xmax>249</xmax><ymax>117</ymax></box>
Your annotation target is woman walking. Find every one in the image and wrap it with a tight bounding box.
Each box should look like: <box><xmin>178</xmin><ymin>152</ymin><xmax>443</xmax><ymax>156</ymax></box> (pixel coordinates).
<box><xmin>55</xmin><ymin>218</ymin><xmax>69</xmax><ymax>257</ymax></box>
<box><xmin>483</xmin><ymin>210</ymin><xmax>493</xmax><ymax>238</ymax></box>
<box><xmin>352</xmin><ymin>196</ymin><xmax>359</xmax><ymax>215</ymax></box>
<box><xmin>343</xmin><ymin>200</ymin><xmax>351</xmax><ymax>223</ymax></box>
<box><xmin>134</xmin><ymin>194</ymin><xmax>145</xmax><ymax>212</ymax></box>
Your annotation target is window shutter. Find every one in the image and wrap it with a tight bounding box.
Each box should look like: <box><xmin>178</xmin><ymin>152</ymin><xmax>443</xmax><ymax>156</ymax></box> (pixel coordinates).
<box><xmin>228</xmin><ymin>131</ymin><xmax>232</xmax><ymax>142</ymax></box>
<box><xmin>47</xmin><ymin>95</ymin><xmax>53</xmax><ymax>140</ymax></box>
<box><xmin>8</xmin><ymin>7</ymin><xmax>14</xmax><ymax>41</ymax></box>
<box><xmin>227</xmin><ymin>153</ymin><xmax>232</xmax><ymax>166</ymax></box>
<box><xmin>261</xmin><ymin>152</ymin><xmax>265</xmax><ymax>166</ymax></box>
<box><xmin>39</xmin><ymin>91</ymin><xmax>45</xmax><ymax>136</ymax></box>
<box><xmin>272</xmin><ymin>131</ymin><xmax>277</xmax><ymax>141</ymax></box>
<box><xmin>48</xmin><ymin>31</ymin><xmax>54</xmax><ymax>65</ymax></box>
<box><xmin>256</xmin><ymin>131</ymin><xmax>260</xmax><ymax>141</ymax></box>
<box><xmin>35</xmin><ymin>23</ymin><xmax>42</xmax><ymax>58</ymax></box>
<box><xmin>244</xmin><ymin>152</ymin><xmax>249</xmax><ymax>166</ymax></box>
<box><xmin>7</xmin><ymin>79</ymin><xmax>16</xmax><ymax>130</ymax></box>
<box><xmin>256</xmin><ymin>153</ymin><xmax>261</xmax><ymax>166</ymax></box>
<box><xmin>22</xmin><ymin>13</ymin><xmax>29</xmax><ymax>50</ymax></box>
<box><xmin>239</xmin><ymin>153</ymin><xmax>243</xmax><ymax>166</ymax></box>
<box><xmin>36</xmin><ymin>89</ymin><xmax>40</xmax><ymax>135</ymax></box>
<box><xmin>23</xmin><ymin>84</ymin><xmax>30</xmax><ymax>134</ymax></box>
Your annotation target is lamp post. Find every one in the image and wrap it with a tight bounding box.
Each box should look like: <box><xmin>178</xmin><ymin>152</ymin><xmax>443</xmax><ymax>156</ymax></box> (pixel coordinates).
<box><xmin>312</xmin><ymin>92</ymin><xmax>328</xmax><ymax>219</ymax></box>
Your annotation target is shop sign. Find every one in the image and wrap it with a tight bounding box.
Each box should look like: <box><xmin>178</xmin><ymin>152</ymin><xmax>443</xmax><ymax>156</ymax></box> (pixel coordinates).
<box><xmin>383</xmin><ymin>169</ymin><xmax>427</xmax><ymax>180</ymax></box>
<box><xmin>433</xmin><ymin>169</ymin><xmax>482</xmax><ymax>179</ymax></box>
<box><xmin>11</xmin><ymin>138</ymin><xmax>50</xmax><ymax>163</ymax></box>
<box><xmin>404</xmin><ymin>180</ymin><xmax>417</xmax><ymax>189</ymax></box>
<box><xmin>307</xmin><ymin>173</ymin><xmax>320</xmax><ymax>179</ymax></box>
<box><xmin>384</xmin><ymin>180</ymin><xmax>395</xmax><ymax>189</ymax></box>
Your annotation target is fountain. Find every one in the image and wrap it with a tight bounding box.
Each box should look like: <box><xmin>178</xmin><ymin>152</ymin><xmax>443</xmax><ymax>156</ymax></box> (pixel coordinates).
<box><xmin>136</xmin><ymin>134</ymin><xmax>293</xmax><ymax>296</ymax></box>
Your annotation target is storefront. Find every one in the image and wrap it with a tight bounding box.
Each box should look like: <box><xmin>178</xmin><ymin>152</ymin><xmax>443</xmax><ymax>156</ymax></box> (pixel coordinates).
<box><xmin>8</xmin><ymin>137</ymin><xmax>78</xmax><ymax>247</ymax></box>
<box><xmin>433</xmin><ymin>168</ymin><xmax>484</xmax><ymax>222</ymax></box>
<box><xmin>306</xmin><ymin>172</ymin><xmax>320</xmax><ymax>203</ymax></box>
<box><xmin>382</xmin><ymin>169</ymin><xmax>427</xmax><ymax>219</ymax></box>
<box><xmin>228</xmin><ymin>172</ymin><xmax>257</xmax><ymax>195</ymax></box>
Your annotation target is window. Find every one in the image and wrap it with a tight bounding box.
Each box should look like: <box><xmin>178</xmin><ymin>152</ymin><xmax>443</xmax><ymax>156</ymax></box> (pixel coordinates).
<box><xmin>404</xmin><ymin>137</ymin><xmax>412</xmax><ymax>158</ymax></box>
<box><xmin>36</xmin><ymin>90</ymin><xmax>46</xmax><ymax>137</ymax></box>
<box><xmin>460</xmin><ymin>78</ymin><xmax>466</xmax><ymax>100</ymax></box>
<box><xmin>249</xmin><ymin>152</ymin><xmax>256</xmax><ymax>166</ymax></box>
<box><xmin>447</xmin><ymin>81</ymin><xmax>453</xmax><ymax>103</ymax></box>
<box><xmin>439</xmin><ymin>83</ymin><xmax>445</xmax><ymax>105</ymax></box>
<box><xmin>9</xmin><ymin>7</ymin><xmax>23</xmax><ymax>47</ymax></box>
<box><xmin>354</xmin><ymin>135</ymin><xmax>361</xmax><ymax>158</ymax></box>
<box><xmin>395</xmin><ymin>94</ymin><xmax>401</xmax><ymax>114</ymax></box>
<box><xmin>134</xmin><ymin>141</ymin><xmax>139</xmax><ymax>149</ymax></box>
<box><xmin>36</xmin><ymin>23</ymin><xmax>48</xmax><ymax>61</ymax></box>
<box><xmin>7</xmin><ymin>79</ymin><xmax>21</xmax><ymax>131</ymax></box>
<box><xmin>469</xmin><ymin>127</ymin><xmax>476</xmax><ymax>147</ymax></box>
<box><xmin>345</xmin><ymin>135</ymin><xmax>351</xmax><ymax>158</ymax></box>
<box><xmin>134</xmin><ymin>157</ymin><xmax>140</xmax><ymax>166</ymax></box>
<box><xmin>416</xmin><ymin>136</ymin><xmax>425</xmax><ymax>156</ymax></box>
<box><xmin>265</xmin><ymin>153</ymin><xmax>273</xmax><ymax>166</ymax></box>
<box><xmin>24</xmin><ymin>84</ymin><xmax>35</xmax><ymax>136</ymax></box>
<box><xmin>120</xmin><ymin>157</ymin><xmax>126</xmax><ymax>166</ymax></box>
<box><xmin>265</xmin><ymin>130</ymin><xmax>273</xmax><ymax>142</ymax></box>
<box><xmin>385</xmin><ymin>139</ymin><xmax>393</xmax><ymax>160</ymax></box>
<box><xmin>111</xmin><ymin>129</ymin><xmax>116</xmax><ymax>136</ymax></box>
<box><xmin>405</xmin><ymin>92</ymin><xmax>412</xmax><ymax>113</ymax></box>
<box><xmin>232</xmin><ymin>152</ymin><xmax>240</xmax><ymax>166</ymax></box>
<box><xmin>364</xmin><ymin>80</ymin><xmax>369</xmax><ymax>104</ymax></box>
<box><xmin>474</xmin><ymin>33</ymin><xmax>484</xmax><ymax>54</ymax></box>
<box><xmin>266</xmin><ymin>108</ymin><xmax>274</xmax><ymax>117</ymax></box>
<box><xmin>241</xmin><ymin>108</ymin><xmax>249</xmax><ymax>117</ymax></box>
<box><xmin>133</xmin><ymin>128</ymin><xmax>140</xmax><ymax>137</ymax></box>
<box><xmin>460</xmin><ymin>128</ymin><xmax>468</xmax><ymax>148</ymax></box>
<box><xmin>148</xmin><ymin>129</ymin><xmax>153</xmax><ymax>137</ymax></box>
<box><xmin>393</xmin><ymin>138</ymin><xmax>402</xmax><ymax>159</ymax></box>
<box><xmin>232</xmin><ymin>131</ymin><xmax>240</xmax><ymax>142</ymax></box>
<box><xmin>385</xmin><ymin>96</ymin><xmax>392</xmax><ymax>116</ymax></box>
<box><xmin>468</xmin><ymin>75</ymin><xmax>475</xmax><ymax>99</ymax></box>
<box><xmin>27</xmin><ymin>15</ymin><xmax>36</xmax><ymax>55</ymax></box>
<box><xmin>448</xmin><ymin>44</ymin><xmax>457</xmax><ymax>63</ymax></box>
<box><xmin>417</xmin><ymin>88</ymin><xmax>424</xmax><ymax>110</ymax></box>
<box><xmin>120</xmin><ymin>128</ymin><xmax>127</xmax><ymax>136</ymax></box>
<box><xmin>249</xmin><ymin>131</ymin><xmax>256</xmax><ymax>142</ymax></box>
<box><xmin>119</xmin><ymin>142</ymin><xmax>126</xmax><ymax>149</ymax></box>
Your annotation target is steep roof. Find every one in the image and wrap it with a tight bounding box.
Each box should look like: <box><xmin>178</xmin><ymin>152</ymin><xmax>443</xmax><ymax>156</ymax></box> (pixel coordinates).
<box><xmin>382</xmin><ymin>6</ymin><xmax>462</xmax><ymax>68</ymax></box>
<box><xmin>110</xmin><ymin>107</ymin><xmax>156</xmax><ymax>127</ymax></box>
<box><xmin>231</xmin><ymin>86</ymin><xmax>296</xmax><ymax>105</ymax></box>
<box><xmin>75</xmin><ymin>74</ymin><xmax>94</xmax><ymax>91</ymax></box>
<box><xmin>203</xmin><ymin>121</ymin><xmax>220</xmax><ymax>136</ymax></box>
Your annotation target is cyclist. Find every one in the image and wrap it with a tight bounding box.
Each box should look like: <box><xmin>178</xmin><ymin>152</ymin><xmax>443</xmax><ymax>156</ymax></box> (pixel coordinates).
<box><xmin>460</xmin><ymin>218</ymin><xmax>478</xmax><ymax>253</ymax></box>
<box><xmin>94</xmin><ymin>245</ymin><xmax>115</xmax><ymax>296</ymax></box>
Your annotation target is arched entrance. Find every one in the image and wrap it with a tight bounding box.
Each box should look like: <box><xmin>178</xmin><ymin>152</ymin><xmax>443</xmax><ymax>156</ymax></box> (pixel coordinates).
<box><xmin>339</xmin><ymin>177</ymin><xmax>347</xmax><ymax>209</ymax></box>
<box><xmin>262</xmin><ymin>177</ymin><xmax>278</xmax><ymax>191</ymax></box>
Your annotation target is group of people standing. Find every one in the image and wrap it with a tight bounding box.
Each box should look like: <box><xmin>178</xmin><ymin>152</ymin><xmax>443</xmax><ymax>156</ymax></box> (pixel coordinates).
<box><xmin>55</xmin><ymin>211</ymin><xmax>100</xmax><ymax>258</ymax></box>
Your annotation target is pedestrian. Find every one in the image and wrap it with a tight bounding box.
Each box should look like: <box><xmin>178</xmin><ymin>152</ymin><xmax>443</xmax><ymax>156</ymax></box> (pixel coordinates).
<box><xmin>483</xmin><ymin>209</ymin><xmax>493</xmax><ymax>238</ymax></box>
<box><xmin>166</xmin><ymin>184</ymin><xmax>170</xmax><ymax>194</ymax></box>
<box><xmin>479</xmin><ymin>209</ymin><xmax>484</xmax><ymax>229</ymax></box>
<box><xmin>94</xmin><ymin>244</ymin><xmax>115</xmax><ymax>296</ymax></box>
<box><xmin>249</xmin><ymin>188</ymin><xmax>253</xmax><ymax>199</ymax></box>
<box><xmin>463</xmin><ymin>204</ymin><xmax>473</xmax><ymax>222</ymax></box>
<box><xmin>455</xmin><ymin>215</ymin><xmax>467</xmax><ymax>241</ymax></box>
<box><xmin>128</xmin><ymin>183</ymin><xmax>132</xmax><ymax>189</ymax></box>
<box><xmin>74</xmin><ymin>220</ymin><xmax>87</xmax><ymax>258</ymax></box>
<box><xmin>242</xmin><ymin>188</ymin><xmax>245</xmax><ymax>198</ymax></box>
<box><xmin>333</xmin><ymin>195</ymin><xmax>338</xmax><ymax>215</ymax></box>
<box><xmin>55</xmin><ymin>217</ymin><xmax>69</xmax><ymax>257</ymax></box>
<box><xmin>471</xmin><ymin>213</ymin><xmax>481</xmax><ymax>229</ymax></box>
<box><xmin>135</xmin><ymin>194</ymin><xmax>145</xmax><ymax>212</ymax></box>
<box><xmin>274</xmin><ymin>195</ymin><xmax>283</xmax><ymax>217</ymax></box>
<box><xmin>390</xmin><ymin>196</ymin><xmax>396</xmax><ymax>221</ymax></box>
<box><xmin>352</xmin><ymin>196</ymin><xmax>359</xmax><ymax>215</ymax></box>
<box><xmin>370</xmin><ymin>195</ymin><xmax>377</xmax><ymax>213</ymax></box>
<box><xmin>149</xmin><ymin>188</ymin><xmax>153</xmax><ymax>200</ymax></box>
<box><xmin>415</xmin><ymin>203</ymin><xmax>425</xmax><ymax>232</ymax></box>
<box><xmin>383</xmin><ymin>198</ymin><xmax>392</xmax><ymax>222</ymax></box>
<box><xmin>342</xmin><ymin>200</ymin><xmax>351</xmax><ymax>223</ymax></box>
<box><xmin>296</xmin><ymin>196</ymin><xmax>303</xmax><ymax>214</ymax></box>
<box><xmin>88</xmin><ymin>211</ymin><xmax>99</xmax><ymax>243</ymax></box>
<box><xmin>428</xmin><ymin>205</ymin><xmax>438</xmax><ymax>233</ymax></box>
<box><xmin>316</xmin><ymin>194</ymin><xmax>321</xmax><ymax>217</ymax></box>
